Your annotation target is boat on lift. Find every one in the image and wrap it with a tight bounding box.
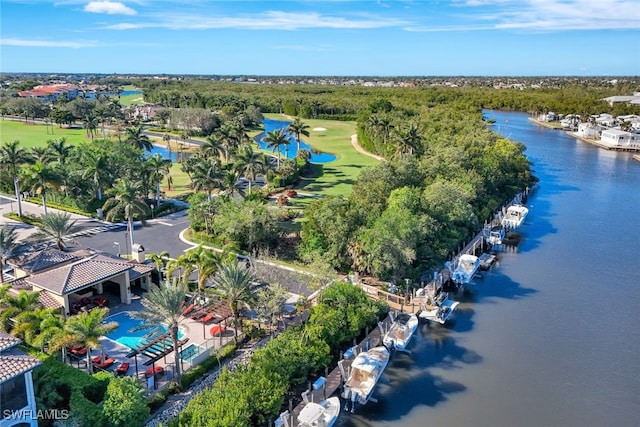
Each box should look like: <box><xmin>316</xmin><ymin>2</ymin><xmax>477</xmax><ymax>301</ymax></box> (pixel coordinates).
<box><xmin>501</xmin><ymin>204</ymin><xmax>529</xmax><ymax>229</ymax></box>
<box><xmin>451</xmin><ymin>254</ymin><xmax>480</xmax><ymax>285</ymax></box>
<box><xmin>275</xmin><ymin>377</ymin><xmax>340</xmax><ymax>427</ymax></box>
<box><xmin>341</xmin><ymin>346</ymin><xmax>390</xmax><ymax>411</ymax></box>
<box><xmin>382</xmin><ymin>311</ymin><xmax>419</xmax><ymax>351</ymax></box>
<box><xmin>416</xmin><ymin>284</ymin><xmax>460</xmax><ymax>324</ymax></box>
<box><xmin>484</xmin><ymin>225</ymin><xmax>505</xmax><ymax>245</ymax></box>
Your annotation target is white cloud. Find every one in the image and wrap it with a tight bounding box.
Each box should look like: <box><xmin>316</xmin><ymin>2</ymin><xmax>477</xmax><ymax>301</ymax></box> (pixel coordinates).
<box><xmin>103</xmin><ymin>10</ymin><xmax>407</xmax><ymax>30</ymax></box>
<box><xmin>84</xmin><ymin>1</ymin><xmax>137</xmax><ymax>16</ymax></box>
<box><xmin>0</xmin><ymin>38</ymin><xmax>97</xmax><ymax>48</ymax></box>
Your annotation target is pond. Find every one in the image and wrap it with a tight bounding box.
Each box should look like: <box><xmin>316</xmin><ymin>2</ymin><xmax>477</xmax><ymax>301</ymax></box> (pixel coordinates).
<box><xmin>256</xmin><ymin>118</ymin><xmax>337</xmax><ymax>163</ymax></box>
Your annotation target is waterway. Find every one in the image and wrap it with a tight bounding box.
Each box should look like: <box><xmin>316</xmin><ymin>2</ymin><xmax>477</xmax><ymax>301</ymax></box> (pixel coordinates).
<box><xmin>337</xmin><ymin>110</ymin><xmax>640</xmax><ymax>427</ymax></box>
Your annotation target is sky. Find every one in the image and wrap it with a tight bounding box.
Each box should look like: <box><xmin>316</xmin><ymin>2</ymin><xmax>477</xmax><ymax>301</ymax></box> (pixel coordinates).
<box><xmin>1</xmin><ymin>0</ymin><xmax>639</xmax><ymax>76</ymax></box>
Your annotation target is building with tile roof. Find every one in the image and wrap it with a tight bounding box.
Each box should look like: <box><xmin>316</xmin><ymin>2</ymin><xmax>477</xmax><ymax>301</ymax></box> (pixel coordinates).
<box><xmin>0</xmin><ymin>331</ymin><xmax>41</xmax><ymax>427</ymax></box>
<box><xmin>5</xmin><ymin>249</ymin><xmax>154</xmax><ymax>318</ymax></box>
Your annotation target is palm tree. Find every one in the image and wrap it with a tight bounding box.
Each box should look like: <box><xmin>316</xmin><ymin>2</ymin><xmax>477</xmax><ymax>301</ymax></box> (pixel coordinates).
<box><xmin>218</xmin><ymin>169</ymin><xmax>244</xmax><ymax>199</ymax></box>
<box><xmin>234</xmin><ymin>145</ymin><xmax>268</xmax><ymax>195</ymax></box>
<box><xmin>287</xmin><ymin>117</ymin><xmax>310</xmax><ymax>156</ymax></box>
<box><xmin>30</xmin><ymin>146</ymin><xmax>54</xmax><ymax>164</ymax></box>
<box><xmin>81</xmin><ymin>149</ymin><xmax>110</xmax><ymax>201</ymax></box>
<box><xmin>167</xmin><ymin>245</ymin><xmax>230</xmax><ymax>293</ymax></box>
<box><xmin>83</xmin><ymin>113</ymin><xmax>99</xmax><ymax>139</ymax></box>
<box><xmin>201</xmin><ymin>134</ymin><xmax>226</xmax><ymax>161</ymax></box>
<box><xmin>47</xmin><ymin>137</ymin><xmax>73</xmax><ymax>165</ymax></box>
<box><xmin>31</xmin><ymin>309</ymin><xmax>66</xmax><ymax>354</ymax></box>
<box><xmin>125</xmin><ymin>125</ymin><xmax>153</xmax><ymax>151</ymax></box>
<box><xmin>12</xmin><ymin>307</ymin><xmax>61</xmax><ymax>347</ymax></box>
<box><xmin>262</xmin><ymin>128</ymin><xmax>289</xmax><ymax>168</ymax></box>
<box><xmin>52</xmin><ymin>308</ymin><xmax>117</xmax><ymax>374</ymax></box>
<box><xmin>102</xmin><ymin>179</ymin><xmax>150</xmax><ymax>254</ymax></box>
<box><xmin>0</xmin><ymin>225</ymin><xmax>20</xmax><ymax>284</ymax></box>
<box><xmin>25</xmin><ymin>161</ymin><xmax>61</xmax><ymax>215</ymax></box>
<box><xmin>129</xmin><ymin>278</ymin><xmax>189</xmax><ymax>384</ymax></box>
<box><xmin>207</xmin><ymin>260</ymin><xmax>255</xmax><ymax>342</ymax></box>
<box><xmin>147</xmin><ymin>250</ymin><xmax>171</xmax><ymax>281</ymax></box>
<box><xmin>0</xmin><ymin>289</ymin><xmax>42</xmax><ymax>332</ymax></box>
<box><xmin>31</xmin><ymin>212</ymin><xmax>79</xmax><ymax>251</ymax></box>
<box><xmin>146</xmin><ymin>154</ymin><xmax>172</xmax><ymax>205</ymax></box>
<box><xmin>393</xmin><ymin>122</ymin><xmax>423</xmax><ymax>158</ymax></box>
<box><xmin>0</xmin><ymin>140</ymin><xmax>32</xmax><ymax>217</ymax></box>
<box><xmin>191</xmin><ymin>157</ymin><xmax>223</xmax><ymax>201</ymax></box>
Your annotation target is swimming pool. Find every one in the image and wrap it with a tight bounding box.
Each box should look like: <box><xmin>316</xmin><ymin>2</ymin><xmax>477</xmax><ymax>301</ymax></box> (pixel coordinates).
<box><xmin>105</xmin><ymin>312</ymin><xmax>183</xmax><ymax>350</ymax></box>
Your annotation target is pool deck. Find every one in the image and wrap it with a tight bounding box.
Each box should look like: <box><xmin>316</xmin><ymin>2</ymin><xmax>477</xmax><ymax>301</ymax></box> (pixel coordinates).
<box><xmin>94</xmin><ymin>293</ymin><xmax>235</xmax><ymax>390</ymax></box>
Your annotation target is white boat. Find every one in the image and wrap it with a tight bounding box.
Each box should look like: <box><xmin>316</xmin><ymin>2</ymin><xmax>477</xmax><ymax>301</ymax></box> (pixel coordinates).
<box><xmin>501</xmin><ymin>204</ymin><xmax>529</xmax><ymax>229</ymax></box>
<box><xmin>451</xmin><ymin>254</ymin><xmax>480</xmax><ymax>285</ymax></box>
<box><xmin>341</xmin><ymin>346</ymin><xmax>390</xmax><ymax>409</ymax></box>
<box><xmin>297</xmin><ymin>397</ymin><xmax>340</xmax><ymax>427</ymax></box>
<box><xmin>416</xmin><ymin>284</ymin><xmax>460</xmax><ymax>324</ymax></box>
<box><xmin>484</xmin><ymin>225</ymin><xmax>505</xmax><ymax>245</ymax></box>
<box><xmin>382</xmin><ymin>312</ymin><xmax>418</xmax><ymax>351</ymax></box>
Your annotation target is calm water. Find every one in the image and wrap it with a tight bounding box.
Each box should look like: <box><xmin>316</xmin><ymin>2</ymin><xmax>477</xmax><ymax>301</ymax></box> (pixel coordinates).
<box><xmin>337</xmin><ymin>111</ymin><xmax>640</xmax><ymax>427</ymax></box>
<box><xmin>256</xmin><ymin>118</ymin><xmax>337</xmax><ymax>163</ymax></box>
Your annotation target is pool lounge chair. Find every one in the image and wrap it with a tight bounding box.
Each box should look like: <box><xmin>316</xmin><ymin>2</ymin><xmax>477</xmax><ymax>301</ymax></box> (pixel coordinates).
<box><xmin>94</xmin><ymin>358</ymin><xmax>115</xmax><ymax>370</ymax></box>
<box><xmin>115</xmin><ymin>362</ymin><xmax>130</xmax><ymax>376</ymax></box>
<box><xmin>91</xmin><ymin>353</ymin><xmax>109</xmax><ymax>364</ymax></box>
<box><xmin>182</xmin><ymin>303</ymin><xmax>195</xmax><ymax>316</ymax></box>
<box><xmin>198</xmin><ymin>312</ymin><xmax>215</xmax><ymax>324</ymax></box>
<box><xmin>145</xmin><ymin>366</ymin><xmax>165</xmax><ymax>378</ymax></box>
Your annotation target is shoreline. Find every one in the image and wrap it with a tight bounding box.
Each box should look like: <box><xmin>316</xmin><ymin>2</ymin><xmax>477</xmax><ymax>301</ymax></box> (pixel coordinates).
<box><xmin>528</xmin><ymin>117</ymin><xmax>640</xmax><ymax>152</ymax></box>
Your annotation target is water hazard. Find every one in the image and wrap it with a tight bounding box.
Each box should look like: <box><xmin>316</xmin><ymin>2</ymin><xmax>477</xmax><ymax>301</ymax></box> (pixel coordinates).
<box><xmin>256</xmin><ymin>118</ymin><xmax>337</xmax><ymax>163</ymax></box>
<box><xmin>336</xmin><ymin>111</ymin><xmax>640</xmax><ymax>427</ymax></box>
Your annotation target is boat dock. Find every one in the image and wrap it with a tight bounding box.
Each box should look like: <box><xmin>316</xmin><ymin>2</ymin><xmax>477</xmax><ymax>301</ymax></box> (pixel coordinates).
<box><xmin>634</xmin><ymin>155</ymin><xmax>640</xmax><ymax>163</ymax></box>
<box><xmin>282</xmin><ymin>314</ymin><xmax>392</xmax><ymax>426</ymax></box>
<box><xmin>352</xmin><ymin>189</ymin><xmax>530</xmax><ymax>315</ymax></box>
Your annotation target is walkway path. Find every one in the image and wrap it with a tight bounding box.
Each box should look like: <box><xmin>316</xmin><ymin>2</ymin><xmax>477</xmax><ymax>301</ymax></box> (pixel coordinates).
<box><xmin>350</xmin><ymin>134</ymin><xmax>385</xmax><ymax>162</ymax></box>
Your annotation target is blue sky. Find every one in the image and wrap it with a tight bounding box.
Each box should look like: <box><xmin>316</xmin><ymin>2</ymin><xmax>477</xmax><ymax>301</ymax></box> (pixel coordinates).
<box><xmin>1</xmin><ymin>0</ymin><xmax>639</xmax><ymax>76</ymax></box>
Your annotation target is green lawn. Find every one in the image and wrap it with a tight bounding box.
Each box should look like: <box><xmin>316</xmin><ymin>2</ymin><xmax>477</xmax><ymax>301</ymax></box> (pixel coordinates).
<box><xmin>0</xmin><ymin>118</ymin><xmax>92</xmax><ymax>148</ymax></box>
<box><xmin>263</xmin><ymin>114</ymin><xmax>380</xmax><ymax>198</ymax></box>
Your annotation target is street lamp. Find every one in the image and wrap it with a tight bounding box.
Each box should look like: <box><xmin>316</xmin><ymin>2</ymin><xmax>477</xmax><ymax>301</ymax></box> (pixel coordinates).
<box><xmin>124</xmin><ymin>232</ymin><xmax>130</xmax><ymax>258</ymax></box>
<box><xmin>150</xmin><ymin>204</ymin><xmax>154</xmax><ymax>219</ymax></box>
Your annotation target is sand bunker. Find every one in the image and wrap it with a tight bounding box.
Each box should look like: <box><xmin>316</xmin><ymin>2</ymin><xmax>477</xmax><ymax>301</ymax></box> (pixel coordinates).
<box><xmin>312</xmin><ymin>127</ymin><xmax>327</xmax><ymax>131</ymax></box>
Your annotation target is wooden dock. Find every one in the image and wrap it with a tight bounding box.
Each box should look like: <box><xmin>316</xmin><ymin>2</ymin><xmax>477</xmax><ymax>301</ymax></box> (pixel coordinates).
<box><xmin>634</xmin><ymin>154</ymin><xmax>640</xmax><ymax>163</ymax></box>
<box><xmin>280</xmin><ymin>314</ymin><xmax>392</xmax><ymax>426</ymax></box>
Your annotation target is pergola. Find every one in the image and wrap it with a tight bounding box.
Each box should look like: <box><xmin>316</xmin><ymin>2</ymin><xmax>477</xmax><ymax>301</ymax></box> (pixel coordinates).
<box><xmin>125</xmin><ymin>331</ymin><xmax>189</xmax><ymax>387</ymax></box>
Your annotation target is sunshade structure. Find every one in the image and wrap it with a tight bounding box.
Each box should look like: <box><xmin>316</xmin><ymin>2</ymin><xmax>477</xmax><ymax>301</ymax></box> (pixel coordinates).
<box><xmin>125</xmin><ymin>330</ymin><xmax>189</xmax><ymax>385</ymax></box>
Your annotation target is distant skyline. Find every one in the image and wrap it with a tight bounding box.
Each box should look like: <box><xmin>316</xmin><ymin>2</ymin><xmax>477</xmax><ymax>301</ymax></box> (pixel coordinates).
<box><xmin>1</xmin><ymin>1</ymin><xmax>639</xmax><ymax>77</ymax></box>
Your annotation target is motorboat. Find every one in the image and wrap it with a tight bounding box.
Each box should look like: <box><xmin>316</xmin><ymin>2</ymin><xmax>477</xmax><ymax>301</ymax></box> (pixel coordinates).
<box><xmin>484</xmin><ymin>225</ymin><xmax>505</xmax><ymax>245</ymax></box>
<box><xmin>451</xmin><ymin>254</ymin><xmax>480</xmax><ymax>285</ymax></box>
<box><xmin>296</xmin><ymin>397</ymin><xmax>340</xmax><ymax>427</ymax></box>
<box><xmin>416</xmin><ymin>284</ymin><xmax>459</xmax><ymax>324</ymax></box>
<box><xmin>341</xmin><ymin>346</ymin><xmax>390</xmax><ymax>410</ymax></box>
<box><xmin>275</xmin><ymin>377</ymin><xmax>340</xmax><ymax>427</ymax></box>
<box><xmin>501</xmin><ymin>204</ymin><xmax>529</xmax><ymax>229</ymax></box>
<box><xmin>382</xmin><ymin>311</ymin><xmax>418</xmax><ymax>351</ymax></box>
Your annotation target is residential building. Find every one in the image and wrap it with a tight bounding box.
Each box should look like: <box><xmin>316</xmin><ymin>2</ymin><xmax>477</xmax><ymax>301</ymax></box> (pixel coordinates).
<box><xmin>6</xmin><ymin>249</ymin><xmax>154</xmax><ymax>318</ymax></box>
<box><xmin>576</xmin><ymin>122</ymin><xmax>601</xmax><ymax>139</ymax></box>
<box><xmin>0</xmin><ymin>332</ymin><xmax>42</xmax><ymax>427</ymax></box>
<box><xmin>600</xmin><ymin>129</ymin><xmax>639</xmax><ymax>147</ymax></box>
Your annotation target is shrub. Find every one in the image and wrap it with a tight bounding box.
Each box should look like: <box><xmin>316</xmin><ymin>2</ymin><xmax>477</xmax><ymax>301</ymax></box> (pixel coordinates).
<box><xmin>103</xmin><ymin>377</ymin><xmax>150</xmax><ymax>427</ymax></box>
<box><xmin>284</xmin><ymin>189</ymin><xmax>297</xmax><ymax>198</ymax></box>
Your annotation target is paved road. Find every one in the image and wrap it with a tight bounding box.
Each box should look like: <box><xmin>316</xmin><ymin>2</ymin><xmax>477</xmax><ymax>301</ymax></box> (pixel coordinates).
<box><xmin>0</xmin><ymin>194</ymin><xmax>193</xmax><ymax>258</ymax></box>
<box><xmin>72</xmin><ymin>211</ymin><xmax>194</xmax><ymax>259</ymax></box>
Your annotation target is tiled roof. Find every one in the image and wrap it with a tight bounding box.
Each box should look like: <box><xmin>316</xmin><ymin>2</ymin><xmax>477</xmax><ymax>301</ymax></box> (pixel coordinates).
<box><xmin>10</xmin><ymin>249</ymin><xmax>83</xmax><ymax>274</ymax></box>
<box><xmin>26</xmin><ymin>255</ymin><xmax>133</xmax><ymax>295</ymax></box>
<box><xmin>0</xmin><ymin>331</ymin><xmax>21</xmax><ymax>352</ymax></box>
<box><xmin>39</xmin><ymin>290</ymin><xmax>63</xmax><ymax>309</ymax></box>
<box><xmin>129</xmin><ymin>262</ymin><xmax>155</xmax><ymax>280</ymax></box>
<box><xmin>0</xmin><ymin>348</ymin><xmax>42</xmax><ymax>383</ymax></box>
